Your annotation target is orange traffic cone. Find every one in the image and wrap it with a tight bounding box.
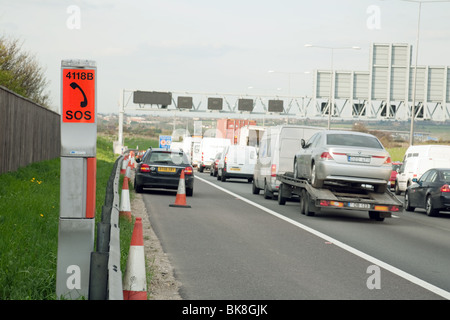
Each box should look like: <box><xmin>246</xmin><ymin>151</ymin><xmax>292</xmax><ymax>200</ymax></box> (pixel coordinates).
<box><xmin>169</xmin><ymin>170</ymin><xmax>191</xmax><ymax>208</ymax></box>
<box><xmin>119</xmin><ymin>176</ymin><xmax>132</xmax><ymax>221</ymax></box>
<box><xmin>125</xmin><ymin>158</ymin><xmax>133</xmax><ymax>179</ymax></box>
<box><xmin>129</xmin><ymin>151</ymin><xmax>135</xmax><ymax>169</ymax></box>
<box><xmin>123</xmin><ymin>217</ymin><xmax>147</xmax><ymax>300</ymax></box>
<box><xmin>121</xmin><ymin>155</ymin><xmax>129</xmax><ymax>175</ymax></box>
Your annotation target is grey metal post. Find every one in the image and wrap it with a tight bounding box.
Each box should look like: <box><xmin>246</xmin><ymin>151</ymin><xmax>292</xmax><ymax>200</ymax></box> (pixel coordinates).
<box><xmin>56</xmin><ymin>59</ymin><xmax>97</xmax><ymax>299</ymax></box>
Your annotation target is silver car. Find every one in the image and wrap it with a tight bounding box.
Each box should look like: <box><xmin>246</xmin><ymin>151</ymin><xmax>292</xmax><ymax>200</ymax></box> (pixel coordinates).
<box><xmin>293</xmin><ymin>130</ymin><xmax>392</xmax><ymax>193</ymax></box>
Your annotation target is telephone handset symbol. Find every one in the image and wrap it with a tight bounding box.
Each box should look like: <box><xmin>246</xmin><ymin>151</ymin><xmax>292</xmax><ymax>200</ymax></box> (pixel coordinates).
<box><xmin>70</xmin><ymin>82</ymin><xmax>88</xmax><ymax>108</ymax></box>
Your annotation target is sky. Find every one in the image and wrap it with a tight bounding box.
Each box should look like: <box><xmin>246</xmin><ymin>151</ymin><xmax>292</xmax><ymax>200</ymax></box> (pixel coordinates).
<box><xmin>1</xmin><ymin>0</ymin><xmax>450</xmax><ymax>114</ymax></box>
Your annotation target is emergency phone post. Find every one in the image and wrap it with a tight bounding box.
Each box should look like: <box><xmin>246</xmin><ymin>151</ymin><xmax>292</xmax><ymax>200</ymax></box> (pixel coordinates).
<box><xmin>56</xmin><ymin>59</ymin><xmax>97</xmax><ymax>299</ymax></box>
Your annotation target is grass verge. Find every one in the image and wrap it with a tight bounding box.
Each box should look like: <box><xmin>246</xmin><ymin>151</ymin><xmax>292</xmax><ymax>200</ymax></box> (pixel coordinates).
<box><xmin>0</xmin><ymin>135</ymin><xmax>133</xmax><ymax>299</ymax></box>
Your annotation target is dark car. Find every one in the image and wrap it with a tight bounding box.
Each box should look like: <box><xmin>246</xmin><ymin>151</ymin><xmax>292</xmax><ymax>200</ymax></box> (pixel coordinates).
<box><xmin>405</xmin><ymin>168</ymin><xmax>450</xmax><ymax>216</ymax></box>
<box><xmin>134</xmin><ymin>148</ymin><xmax>194</xmax><ymax>196</ymax></box>
<box><xmin>210</xmin><ymin>152</ymin><xmax>222</xmax><ymax>177</ymax></box>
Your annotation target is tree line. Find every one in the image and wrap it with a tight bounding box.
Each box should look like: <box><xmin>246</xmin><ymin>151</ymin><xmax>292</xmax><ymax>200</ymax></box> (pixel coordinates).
<box><xmin>0</xmin><ymin>35</ymin><xmax>50</xmax><ymax>108</ymax></box>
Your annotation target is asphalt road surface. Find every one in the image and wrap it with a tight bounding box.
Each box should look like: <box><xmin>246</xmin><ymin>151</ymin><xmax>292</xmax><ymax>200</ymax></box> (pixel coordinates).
<box><xmin>141</xmin><ymin>171</ymin><xmax>450</xmax><ymax>300</ymax></box>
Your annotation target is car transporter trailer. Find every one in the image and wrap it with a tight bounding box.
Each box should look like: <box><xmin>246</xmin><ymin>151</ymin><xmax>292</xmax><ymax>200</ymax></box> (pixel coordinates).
<box><xmin>277</xmin><ymin>173</ymin><xmax>403</xmax><ymax>222</ymax></box>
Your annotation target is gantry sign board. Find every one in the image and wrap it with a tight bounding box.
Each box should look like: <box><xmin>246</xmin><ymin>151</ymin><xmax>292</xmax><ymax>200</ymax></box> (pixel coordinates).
<box><xmin>57</xmin><ymin>59</ymin><xmax>97</xmax><ymax>300</ymax></box>
<box><xmin>126</xmin><ymin>89</ymin><xmax>299</xmax><ymax>115</ymax></box>
<box><xmin>314</xmin><ymin>43</ymin><xmax>450</xmax><ymax>120</ymax></box>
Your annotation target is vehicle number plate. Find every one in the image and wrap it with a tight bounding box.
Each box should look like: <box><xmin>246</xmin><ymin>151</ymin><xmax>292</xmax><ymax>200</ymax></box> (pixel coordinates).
<box><xmin>347</xmin><ymin>202</ymin><xmax>371</xmax><ymax>209</ymax></box>
<box><xmin>348</xmin><ymin>156</ymin><xmax>370</xmax><ymax>163</ymax></box>
<box><xmin>158</xmin><ymin>167</ymin><xmax>176</xmax><ymax>172</ymax></box>
<box><xmin>229</xmin><ymin>167</ymin><xmax>241</xmax><ymax>171</ymax></box>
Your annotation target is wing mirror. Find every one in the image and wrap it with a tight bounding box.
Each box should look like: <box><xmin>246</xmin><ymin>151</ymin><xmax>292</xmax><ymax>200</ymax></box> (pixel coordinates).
<box><xmin>301</xmin><ymin>139</ymin><xmax>306</xmax><ymax>148</ymax></box>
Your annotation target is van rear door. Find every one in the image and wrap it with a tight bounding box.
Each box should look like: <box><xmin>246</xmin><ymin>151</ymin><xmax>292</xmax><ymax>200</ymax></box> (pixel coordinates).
<box><xmin>279</xmin><ymin>138</ymin><xmax>301</xmax><ymax>174</ymax></box>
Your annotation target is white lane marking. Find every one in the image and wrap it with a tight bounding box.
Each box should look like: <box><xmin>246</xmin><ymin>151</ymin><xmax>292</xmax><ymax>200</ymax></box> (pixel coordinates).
<box><xmin>197</xmin><ymin>176</ymin><xmax>450</xmax><ymax>300</ymax></box>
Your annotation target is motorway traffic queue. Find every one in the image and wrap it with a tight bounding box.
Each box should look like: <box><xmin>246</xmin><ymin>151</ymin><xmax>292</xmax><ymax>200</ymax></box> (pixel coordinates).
<box><xmin>133</xmin><ymin>122</ymin><xmax>450</xmax><ymax>221</ymax></box>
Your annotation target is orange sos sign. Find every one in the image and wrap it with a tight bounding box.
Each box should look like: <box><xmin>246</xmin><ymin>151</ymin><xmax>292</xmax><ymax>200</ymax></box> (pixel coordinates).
<box><xmin>62</xmin><ymin>69</ymin><xmax>96</xmax><ymax>123</ymax></box>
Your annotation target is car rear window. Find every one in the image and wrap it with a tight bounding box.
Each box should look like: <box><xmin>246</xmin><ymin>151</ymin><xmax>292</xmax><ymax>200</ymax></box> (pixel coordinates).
<box><xmin>441</xmin><ymin>170</ymin><xmax>450</xmax><ymax>182</ymax></box>
<box><xmin>146</xmin><ymin>151</ymin><xmax>190</xmax><ymax>165</ymax></box>
<box><xmin>326</xmin><ymin>134</ymin><xmax>382</xmax><ymax>149</ymax></box>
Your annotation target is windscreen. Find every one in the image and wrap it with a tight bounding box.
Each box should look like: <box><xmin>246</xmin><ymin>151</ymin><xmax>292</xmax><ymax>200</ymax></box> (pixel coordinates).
<box><xmin>146</xmin><ymin>151</ymin><xmax>190</xmax><ymax>165</ymax></box>
<box><xmin>326</xmin><ymin>134</ymin><xmax>382</xmax><ymax>149</ymax></box>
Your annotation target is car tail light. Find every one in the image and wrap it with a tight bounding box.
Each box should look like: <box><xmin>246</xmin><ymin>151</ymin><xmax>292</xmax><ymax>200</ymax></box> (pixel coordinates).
<box><xmin>271</xmin><ymin>164</ymin><xmax>277</xmax><ymax>177</ymax></box>
<box><xmin>320</xmin><ymin>200</ymin><xmax>344</xmax><ymax>207</ymax></box>
<box><xmin>320</xmin><ymin>152</ymin><xmax>333</xmax><ymax>160</ymax></box>
<box><xmin>371</xmin><ymin>155</ymin><xmax>391</xmax><ymax>164</ymax></box>
<box><xmin>140</xmin><ymin>164</ymin><xmax>150</xmax><ymax>172</ymax></box>
<box><xmin>441</xmin><ymin>184</ymin><xmax>450</xmax><ymax>193</ymax></box>
<box><xmin>184</xmin><ymin>166</ymin><xmax>193</xmax><ymax>175</ymax></box>
<box><xmin>201</xmin><ymin>152</ymin><xmax>204</xmax><ymax>161</ymax></box>
<box><xmin>390</xmin><ymin>206</ymin><xmax>400</xmax><ymax>212</ymax></box>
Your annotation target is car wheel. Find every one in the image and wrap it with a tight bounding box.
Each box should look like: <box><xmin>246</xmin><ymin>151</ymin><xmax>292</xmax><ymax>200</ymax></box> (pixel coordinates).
<box><xmin>404</xmin><ymin>192</ymin><xmax>415</xmax><ymax>212</ymax></box>
<box><xmin>425</xmin><ymin>195</ymin><xmax>438</xmax><ymax>217</ymax></box>
<box><xmin>394</xmin><ymin>182</ymin><xmax>401</xmax><ymax>195</ymax></box>
<box><xmin>369</xmin><ymin>211</ymin><xmax>385</xmax><ymax>221</ymax></box>
<box><xmin>252</xmin><ymin>179</ymin><xmax>260</xmax><ymax>195</ymax></box>
<box><xmin>278</xmin><ymin>183</ymin><xmax>286</xmax><ymax>205</ymax></box>
<box><xmin>134</xmin><ymin>178</ymin><xmax>143</xmax><ymax>193</ymax></box>
<box><xmin>221</xmin><ymin>171</ymin><xmax>227</xmax><ymax>182</ymax></box>
<box><xmin>264</xmin><ymin>181</ymin><xmax>273</xmax><ymax>199</ymax></box>
<box><xmin>294</xmin><ymin>159</ymin><xmax>299</xmax><ymax>179</ymax></box>
<box><xmin>299</xmin><ymin>189</ymin><xmax>306</xmax><ymax>215</ymax></box>
<box><xmin>186</xmin><ymin>188</ymin><xmax>193</xmax><ymax>197</ymax></box>
<box><xmin>303</xmin><ymin>190</ymin><xmax>315</xmax><ymax>216</ymax></box>
<box><xmin>310</xmin><ymin>163</ymin><xmax>323</xmax><ymax>188</ymax></box>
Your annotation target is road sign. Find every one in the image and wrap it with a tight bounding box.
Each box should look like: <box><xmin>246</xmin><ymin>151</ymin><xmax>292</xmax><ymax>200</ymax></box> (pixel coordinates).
<box><xmin>238</xmin><ymin>98</ymin><xmax>253</xmax><ymax>111</ymax></box>
<box><xmin>62</xmin><ymin>68</ymin><xmax>96</xmax><ymax>123</ymax></box>
<box><xmin>268</xmin><ymin>100</ymin><xmax>284</xmax><ymax>112</ymax></box>
<box><xmin>159</xmin><ymin>135</ymin><xmax>172</xmax><ymax>149</ymax></box>
<box><xmin>133</xmin><ymin>90</ymin><xmax>172</xmax><ymax>106</ymax></box>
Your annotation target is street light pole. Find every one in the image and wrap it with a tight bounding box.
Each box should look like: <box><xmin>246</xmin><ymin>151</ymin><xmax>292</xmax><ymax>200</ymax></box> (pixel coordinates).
<box><xmin>305</xmin><ymin>44</ymin><xmax>361</xmax><ymax>129</ymax></box>
<box><xmin>399</xmin><ymin>0</ymin><xmax>450</xmax><ymax>145</ymax></box>
<box><xmin>410</xmin><ymin>1</ymin><xmax>422</xmax><ymax>146</ymax></box>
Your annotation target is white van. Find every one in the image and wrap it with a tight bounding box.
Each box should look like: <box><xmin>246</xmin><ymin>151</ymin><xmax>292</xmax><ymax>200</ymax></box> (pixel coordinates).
<box><xmin>253</xmin><ymin>125</ymin><xmax>323</xmax><ymax>198</ymax></box>
<box><xmin>217</xmin><ymin>145</ymin><xmax>257</xmax><ymax>182</ymax></box>
<box><xmin>188</xmin><ymin>137</ymin><xmax>202</xmax><ymax>167</ymax></box>
<box><xmin>198</xmin><ymin>137</ymin><xmax>231</xmax><ymax>172</ymax></box>
<box><xmin>395</xmin><ymin>144</ymin><xmax>450</xmax><ymax>194</ymax></box>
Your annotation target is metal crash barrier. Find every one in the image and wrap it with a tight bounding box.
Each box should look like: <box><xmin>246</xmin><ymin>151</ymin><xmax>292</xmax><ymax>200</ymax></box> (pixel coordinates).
<box><xmin>89</xmin><ymin>155</ymin><xmax>124</xmax><ymax>300</ymax></box>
